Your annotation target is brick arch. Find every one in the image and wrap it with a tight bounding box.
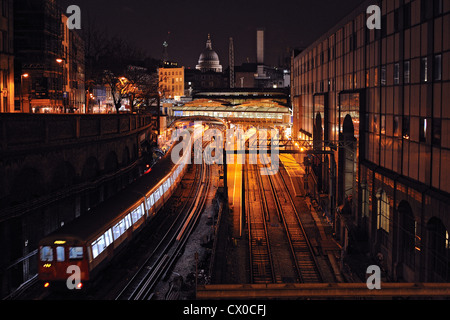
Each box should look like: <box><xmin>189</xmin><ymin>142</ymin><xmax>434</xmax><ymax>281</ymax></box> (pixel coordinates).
<box><xmin>10</xmin><ymin>167</ymin><xmax>45</xmax><ymax>206</ymax></box>
<box><xmin>104</xmin><ymin>151</ymin><xmax>119</xmax><ymax>174</ymax></box>
<box><xmin>81</xmin><ymin>157</ymin><xmax>100</xmax><ymax>182</ymax></box>
<box><xmin>122</xmin><ymin>146</ymin><xmax>130</xmax><ymax>167</ymax></box>
<box><xmin>49</xmin><ymin>160</ymin><xmax>77</xmax><ymax>192</ymax></box>
<box><xmin>426</xmin><ymin>217</ymin><xmax>450</xmax><ymax>282</ymax></box>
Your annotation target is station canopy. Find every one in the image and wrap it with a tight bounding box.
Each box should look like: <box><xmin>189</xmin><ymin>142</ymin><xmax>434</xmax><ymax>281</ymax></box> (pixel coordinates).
<box><xmin>174</xmin><ymin>99</ymin><xmax>290</xmax><ymax>114</ymax></box>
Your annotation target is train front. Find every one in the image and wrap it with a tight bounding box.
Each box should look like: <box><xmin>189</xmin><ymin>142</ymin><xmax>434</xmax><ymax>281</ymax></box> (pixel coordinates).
<box><xmin>38</xmin><ymin>236</ymin><xmax>90</xmax><ymax>290</ymax></box>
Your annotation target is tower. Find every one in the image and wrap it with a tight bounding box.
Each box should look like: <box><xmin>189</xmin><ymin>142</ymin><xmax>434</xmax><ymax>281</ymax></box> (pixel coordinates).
<box><xmin>229</xmin><ymin>37</ymin><xmax>235</xmax><ymax>89</ymax></box>
<box><xmin>162</xmin><ymin>31</ymin><xmax>171</xmax><ymax>63</ymax></box>
<box><xmin>256</xmin><ymin>28</ymin><xmax>265</xmax><ymax>65</ymax></box>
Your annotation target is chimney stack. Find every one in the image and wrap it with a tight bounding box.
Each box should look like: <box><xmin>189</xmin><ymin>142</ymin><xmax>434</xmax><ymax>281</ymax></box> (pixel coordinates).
<box><xmin>256</xmin><ymin>28</ymin><xmax>264</xmax><ymax>65</ymax></box>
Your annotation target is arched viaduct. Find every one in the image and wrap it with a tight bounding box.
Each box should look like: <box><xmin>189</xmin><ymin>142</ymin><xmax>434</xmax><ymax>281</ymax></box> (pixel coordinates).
<box><xmin>0</xmin><ymin>113</ymin><xmax>157</xmax><ymax>296</ymax></box>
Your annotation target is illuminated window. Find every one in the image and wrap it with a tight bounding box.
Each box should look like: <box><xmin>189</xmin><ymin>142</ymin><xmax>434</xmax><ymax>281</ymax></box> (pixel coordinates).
<box><xmin>40</xmin><ymin>246</ymin><xmax>53</xmax><ymax>262</ymax></box>
<box><xmin>404</xmin><ymin>61</ymin><xmax>410</xmax><ymax>84</ymax></box>
<box><xmin>377</xmin><ymin>191</ymin><xmax>390</xmax><ymax>233</ymax></box>
<box><xmin>394</xmin><ymin>63</ymin><xmax>400</xmax><ymax>85</ymax></box>
<box><xmin>361</xmin><ymin>184</ymin><xmax>369</xmax><ymax>218</ymax></box>
<box><xmin>56</xmin><ymin>246</ymin><xmax>65</xmax><ymax>262</ymax></box>
<box><xmin>377</xmin><ymin>190</ymin><xmax>390</xmax><ymax>247</ymax></box>
<box><xmin>421</xmin><ymin>57</ymin><xmax>428</xmax><ymax>82</ymax></box>
<box><xmin>419</xmin><ymin>118</ymin><xmax>428</xmax><ymax>143</ymax></box>
<box><xmin>381</xmin><ymin>65</ymin><xmax>386</xmax><ymax>86</ymax></box>
<box><xmin>69</xmin><ymin>247</ymin><xmax>84</xmax><ymax>260</ymax></box>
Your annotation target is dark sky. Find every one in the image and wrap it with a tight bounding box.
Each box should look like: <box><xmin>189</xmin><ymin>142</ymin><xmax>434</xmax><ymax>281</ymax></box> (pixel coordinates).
<box><xmin>58</xmin><ymin>0</ymin><xmax>365</xmax><ymax>69</ymax></box>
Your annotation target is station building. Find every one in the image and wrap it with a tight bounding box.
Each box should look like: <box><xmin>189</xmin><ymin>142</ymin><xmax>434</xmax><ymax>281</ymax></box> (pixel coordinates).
<box><xmin>291</xmin><ymin>0</ymin><xmax>450</xmax><ymax>282</ymax></box>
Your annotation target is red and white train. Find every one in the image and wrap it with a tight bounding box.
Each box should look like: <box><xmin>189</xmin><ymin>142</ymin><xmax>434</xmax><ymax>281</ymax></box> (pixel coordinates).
<box><xmin>38</xmin><ymin>138</ymin><xmax>191</xmax><ymax>290</ymax></box>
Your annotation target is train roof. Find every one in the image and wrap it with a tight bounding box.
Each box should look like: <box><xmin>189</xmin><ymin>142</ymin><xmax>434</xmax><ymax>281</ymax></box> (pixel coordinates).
<box><xmin>39</xmin><ymin>142</ymin><xmax>182</xmax><ymax>245</ymax></box>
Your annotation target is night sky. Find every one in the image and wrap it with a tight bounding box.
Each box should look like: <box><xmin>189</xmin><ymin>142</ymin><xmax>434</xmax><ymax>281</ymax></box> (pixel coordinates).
<box><xmin>58</xmin><ymin>0</ymin><xmax>365</xmax><ymax>69</ymax></box>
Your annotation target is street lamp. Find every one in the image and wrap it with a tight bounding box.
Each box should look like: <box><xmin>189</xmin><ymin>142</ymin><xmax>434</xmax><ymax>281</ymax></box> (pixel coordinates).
<box><xmin>56</xmin><ymin>58</ymin><xmax>66</xmax><ymax>112</ymax></box>
<box><xmin>21</xmin><ymin>73</ymin><xmax>30</xmax><ymax>113</ymax></box>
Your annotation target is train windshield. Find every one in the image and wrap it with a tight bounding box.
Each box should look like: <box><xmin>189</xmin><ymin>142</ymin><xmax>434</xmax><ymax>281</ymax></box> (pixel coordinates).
<box><xmin>56</xmin><ymin>246</ymin><xmax>65</xmax><ymax>262</ymax></box>
<box><xmin>69</xmin><ymin>247</ymin><xmax>83</xmax><ymax>260</ymax></box>
<box><xmin>40</xmin><ymin>246</ymin><xmax>53</xmax><ymax>262</ymax></box>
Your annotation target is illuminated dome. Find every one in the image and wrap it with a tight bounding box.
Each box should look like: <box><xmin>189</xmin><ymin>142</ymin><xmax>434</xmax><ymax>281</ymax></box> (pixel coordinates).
<box><xmin>196</xmin><ymin>34</ymin><xmax>223</xmax><ymax>73</ymax></box>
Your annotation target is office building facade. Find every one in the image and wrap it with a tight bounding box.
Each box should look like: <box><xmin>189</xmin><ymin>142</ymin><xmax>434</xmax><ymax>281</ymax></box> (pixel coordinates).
<box><xmin>291</xmin><ymin>0</ymin><xmax>450</xmax><ymax>282</ymax></box>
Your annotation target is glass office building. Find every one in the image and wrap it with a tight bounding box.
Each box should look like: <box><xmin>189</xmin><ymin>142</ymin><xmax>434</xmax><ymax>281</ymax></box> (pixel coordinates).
<box><xmin>292</xmin><ymin>0</ymin><xmax>450</xmax><ymax>282</ymax></box>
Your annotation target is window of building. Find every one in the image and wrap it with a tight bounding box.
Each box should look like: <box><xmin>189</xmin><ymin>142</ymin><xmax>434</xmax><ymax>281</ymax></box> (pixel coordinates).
<box><xmin>404</xmin><ymin>61</ymin><xmax>411</xmax><ymax>84</ymax></box>
<box><xmin>421</xmin><ymin>0</ymin><xmax>431</xmax><ymax>22</ymax></box>
<box><xmin>361</xmin><ymin>184</ymin><xmax>370</xmax><ymax>219</ymax></box>
<box><xmin>402</xmin><ymin>117</ymin><xmax>410</xmax><ymax>140</ymax></box>
<box><xmin>1</xmin><ymin>0</ymin><xmax>7</xmax><ymax>17</ymax></box>
<box><xmin>434</xmin><ymin>0</ymin><xmax>443</xmax><ymax>16</ymax></box>
<box><xmin>377</xmin><ymin>190</ymin><xmax>390</xmax><ymax>244</ymax></box>
<box><xmin>421</xmin><ymin>57</ymin><xmax>428</xmax><ymax>82</ymax></box>
<box><xmin>432</xmin><ymin>118</ymin><xmax>442</xmax><ymax>146</ymax></box>
<box><xmin>394</xmin><ymin>63</ymin><xmax>400</xmax><ymax>85</ymax></box>
<box><xmin>404</xmin><ymin>3</ymin><xmax>411</xmax><ymax>28</ymax></box>
<box><xmin>434</xmin><ymin>54</ymin><xmax>442</xmax><ymax>81</ymax></box>
<box><xmin>394</xmin><ymin>116</ymin><xmax>400</xmax><ymax>137</ymax></box>
<box><xmin>381</xmin><ymin>65</ymin><xmax>387</xmax><ymax>86</ymax></box>
<box><xmin>419</xmin><ymin>118</ymin><xmax>428</xmax><ymax>142</ymax></box>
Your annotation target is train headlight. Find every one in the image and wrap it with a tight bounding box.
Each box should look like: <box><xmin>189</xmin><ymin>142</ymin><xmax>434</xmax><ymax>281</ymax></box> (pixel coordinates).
<box><xmin>44</xmin><ymin>282</ymin><xmax>50</xmax><ymax>288</ymax></box>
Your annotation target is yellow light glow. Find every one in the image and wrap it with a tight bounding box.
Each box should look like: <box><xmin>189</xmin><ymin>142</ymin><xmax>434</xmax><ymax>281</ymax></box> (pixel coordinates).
<box><xmin>54</xmin><ymin>240</ymin><xmax>66</xmax><ymax>245</ymax></box>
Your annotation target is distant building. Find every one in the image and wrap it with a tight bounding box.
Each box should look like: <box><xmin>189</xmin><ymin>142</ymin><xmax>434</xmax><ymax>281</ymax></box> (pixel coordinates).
<box><xmin>196</xmin><ymin>34</ymin><xmax>223</xmax><ymax>73</ymax></box>
<box><xmin>14</xmin><ymin>0</ymin><xmax>85</xmax><ymax>113</ymax></box>
<box><xmin>159</xmin><ymin>66</ymin><xmax>185</xmax><ymax>100</ymax></box>
<box><xmin>69</xmin><ymin>29</ymin><xmax>85</xmax><ymax>113</ymax></box>
<box><xmin>0</xmin><ymin>0</ymin><xmax>14</xmax><ymax>113</ymax></box>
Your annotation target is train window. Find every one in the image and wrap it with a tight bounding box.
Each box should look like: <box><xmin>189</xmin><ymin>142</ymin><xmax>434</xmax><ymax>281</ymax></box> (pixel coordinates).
<box><xmin>104</xmin><ymin>229</ymin><xmax>113</xmax><ymax>247</ymax></box>
<box><xmin>40</xmin><ymin>246</ymin><xmax>53</xmax><ymax>262</ymax></box>
<box><xmin>131</xmin><ymin>205</ymin><xmax>145</xmax><ymax>224</ymax></box>
<box><xmin>92</xmin><ymin>235</ymin><xmax>105</xmax><ymax>259</ymax></box>
<box><xmin>125</xmin><ymin>214</ymin><xmax>132</xmax><ymax>229</ymax></box>
<box><xmin>131</xmin><ymin>208</ymin><xmax>138</xmax><ymax>223</ymax></box>
<box><xmin>69</xmin><ymin>247</ymin><xmax>83</xmax><ymax>260</ymax></box>
<box><xmin>56</xmin><ymin>246</ymin><xmax>65</xmax><ymax>262</ymax></box>
<box><xmin>153</xmin><ymin>189</ymin><xmax>160</xmax><ymax>202</ymax></box>
<box><xmin>113</xmin><ymin>220</ymin><xmax>125</xmax><ymax>240</ymax></box>
<box><xmin>147</xmin><ymin>194</ymin><xmax>154</xmax><ymax>208</ymax></box>
<box><xmin>163</xmin><ymin>181</ymin><xmax>169</xmax><ymax>193</ymax></box>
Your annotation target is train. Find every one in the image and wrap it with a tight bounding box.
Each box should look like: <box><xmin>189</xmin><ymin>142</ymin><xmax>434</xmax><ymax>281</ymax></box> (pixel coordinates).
<box><xmin>38</xmin><ymin>135</ymin><xmax>192</xmax><ymax>290</ymax></box>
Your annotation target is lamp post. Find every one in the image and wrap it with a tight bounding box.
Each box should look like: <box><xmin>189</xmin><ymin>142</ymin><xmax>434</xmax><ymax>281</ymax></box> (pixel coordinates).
<box><xmin>20</xmin><ymin>73</ymin><xmax>29</xmax><ymax>113</ymax></box>
<box><xmin>56</xmin><ymin>58</ymin><xmax>65</xmax><ymax>113</ymax></box>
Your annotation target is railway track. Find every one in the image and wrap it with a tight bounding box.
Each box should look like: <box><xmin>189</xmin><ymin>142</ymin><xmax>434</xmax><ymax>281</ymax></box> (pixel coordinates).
<box><xmin>116</xmin><ymin>144</ymin><xmax>212</xmax><ymax>300</ymax></box>
<box><xmin>260</xmin><ymin>157</ymin><xmax>322</xmax><ymax>284</ymax></box>
<box><xmin>245</xmin><ymin>163</ymin><xmax>275</xmax><ymax>284</ymax></box>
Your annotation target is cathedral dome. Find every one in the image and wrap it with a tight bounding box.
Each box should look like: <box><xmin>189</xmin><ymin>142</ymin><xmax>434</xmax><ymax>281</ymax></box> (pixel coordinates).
<box><xmin>196</xmin><ymin>34</ymin><xmax>223</xmax><ymax>73</ymax></box>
